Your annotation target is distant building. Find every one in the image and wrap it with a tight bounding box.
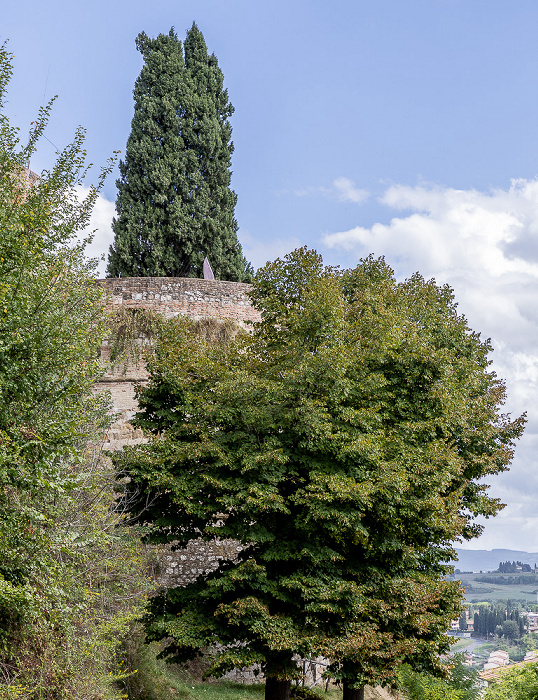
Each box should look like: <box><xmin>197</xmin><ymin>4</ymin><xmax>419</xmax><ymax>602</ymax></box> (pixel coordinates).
<box><xmin>450</xmin><ymin>610</ymin><xmax>474</xmax><ymax>633</ymax></box>
<box><xmin>487</xmin><ymin>650</ymin><xmax>510</xmax><ymax>667</ymax></box>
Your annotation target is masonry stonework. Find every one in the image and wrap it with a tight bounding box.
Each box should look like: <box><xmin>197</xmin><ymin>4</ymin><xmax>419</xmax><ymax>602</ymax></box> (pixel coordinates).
<box><xmin>99</xmin><ymin>276</ymin><xmax>260</xmax><ymax>324</ymax></box>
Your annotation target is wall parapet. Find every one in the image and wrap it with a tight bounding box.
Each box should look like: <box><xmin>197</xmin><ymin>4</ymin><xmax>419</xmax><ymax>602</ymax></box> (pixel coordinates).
<box><xmin>98</xmin><ymin>277</ymin><xmax>260</xmax><ymax>326</ymax></box>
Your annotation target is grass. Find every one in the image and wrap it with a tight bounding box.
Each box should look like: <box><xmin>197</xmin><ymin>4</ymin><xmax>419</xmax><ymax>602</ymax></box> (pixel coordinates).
<box><xmin>177</xmin><ymin>681</ymin><xmax>266</xmax><ymax>699</ymax></box>
<box><xmin>448</xmin><ymin>637</ymin><xmax>475</xmax><ymax>653</ymax></box>
<box><xmin>471</xmin><ymin>642</ymin><xmax>495</xmax><ymax>663</ymax></box>
<box><xmin>182</xmin><ymin>682</ymin><xmax>342</xmax><ymax>699</ymax></box>
<box><xmin>120</xmin><ymin>635</ymin><xmax>343</xmax><ymax>700</ymax></box>
<box><xmin>130</xmin><ymin>678</ymin><xmax>343</xmax><ymax>700</ymax></box>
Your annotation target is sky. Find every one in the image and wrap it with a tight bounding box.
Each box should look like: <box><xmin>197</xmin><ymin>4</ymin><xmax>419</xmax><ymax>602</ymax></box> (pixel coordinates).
<box><xmin>3</xmin><ymin>0</ymin><xmax>538</xmax><ymax>554</ymax></box>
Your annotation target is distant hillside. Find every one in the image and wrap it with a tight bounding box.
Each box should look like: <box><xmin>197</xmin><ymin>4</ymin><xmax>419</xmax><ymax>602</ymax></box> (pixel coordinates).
<box><xmin>452</xmin><ymin>549</ymin><xmax>538</xmax><ymax>573</ymax></box>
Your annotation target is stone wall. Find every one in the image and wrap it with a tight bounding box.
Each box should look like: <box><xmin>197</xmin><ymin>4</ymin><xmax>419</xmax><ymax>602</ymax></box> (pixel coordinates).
<box><xmin>158</xmin><ymin>538</ymin><xmax>243</xmax><ymax>588</ymax></box>
<box><xmin>99</xmin><ymin>276</ymin><xmax>260</xmax><ymax>325</ymax></box>
<box><xmin>96</xmin><ymin>276</ymin><xmax>258</xmax><ymax>583</ymax></box>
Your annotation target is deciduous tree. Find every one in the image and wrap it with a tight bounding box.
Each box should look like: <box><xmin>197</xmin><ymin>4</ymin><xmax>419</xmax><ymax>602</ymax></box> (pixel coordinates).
<box><xmin>0</xmin><ymin>45</ymin><xmax>152</xmax><ymax>698</ymax></box>
<box><xmin>117</xmin><ymin>248</ymin><xmax>524</xmax><ymax>700</ymax></box>
<box><xmin>484</xmin><ymin>662</ymin><xmax>538</xmax><ymax>699</ymax></box>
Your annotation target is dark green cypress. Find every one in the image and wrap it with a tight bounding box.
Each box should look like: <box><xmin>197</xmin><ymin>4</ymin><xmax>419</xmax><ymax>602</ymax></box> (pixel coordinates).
<box><xmin>107</xmin><ymin>25</ymin><xmax>252</xmax><ymax>281</ymax></box>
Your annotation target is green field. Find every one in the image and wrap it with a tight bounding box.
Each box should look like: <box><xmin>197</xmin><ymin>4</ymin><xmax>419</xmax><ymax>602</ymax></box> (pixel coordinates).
<box><xmin>456</xmin><ymin>572</ymin><xmax>538</xmax><ymax>604</ymax></box>
<box><xmin>448</xmin><ymin>637</ymin><xmax>476</xmax><ymax>653</ymax></box>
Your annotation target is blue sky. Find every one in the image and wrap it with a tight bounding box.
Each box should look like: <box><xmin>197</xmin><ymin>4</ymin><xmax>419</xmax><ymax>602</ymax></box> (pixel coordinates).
<box><xmin>4</xmin><ymin>0</ymin><xmax>538</xmax><ymax>553</ymax></box>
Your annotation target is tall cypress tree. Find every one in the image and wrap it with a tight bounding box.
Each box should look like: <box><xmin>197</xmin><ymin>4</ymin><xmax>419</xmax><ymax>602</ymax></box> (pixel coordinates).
<box><xmin>107</xmin><ymin>25</ymin><xmax>252</xmax><ymax>281</ymax></box>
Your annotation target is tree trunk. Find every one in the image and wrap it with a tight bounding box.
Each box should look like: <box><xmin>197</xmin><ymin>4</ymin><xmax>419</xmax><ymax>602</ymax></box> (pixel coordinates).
<box><xmin>343</xmin><ymin>682</ymin><xmax>365</xmax><ymax>700</ymax></box>
<box><xmin>265</xmin><ymin>677</ymin><xmax>291</xmax><ymax>700</ymax></box>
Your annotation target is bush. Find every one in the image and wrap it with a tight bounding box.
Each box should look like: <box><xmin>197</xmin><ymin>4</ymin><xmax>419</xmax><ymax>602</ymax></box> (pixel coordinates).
<box><xmin>0</xmin><ymin>45</ymin><xmax>154</xmax><ymax>699</ymax></box>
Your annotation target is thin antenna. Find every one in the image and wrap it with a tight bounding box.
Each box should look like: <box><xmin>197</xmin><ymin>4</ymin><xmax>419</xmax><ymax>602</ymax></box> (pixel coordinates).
<box><xmin>28</xmin><ymin>66</ymin><xmax>55</xmax><ymax>169</ymax></box>
<box><xmin>42</xmin><ymin>135</ymin><xmax>60</xmax><ymax>151</ymax></box>
<box><xmin>43</xmin><ymin>65</ymin><xmax>50</xmax><ymax>103</ymax></box>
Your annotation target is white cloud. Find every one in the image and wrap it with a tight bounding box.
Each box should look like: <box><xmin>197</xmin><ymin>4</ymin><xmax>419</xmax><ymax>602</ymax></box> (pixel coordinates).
<box><xmin>75</xmin><ymin>187</ymin><xmax>115</xmax><ymax>278</ymax></box>
<box><xmin>333</xmin><ymin>176</ymin><xmax>369</xmax><ymax>204</ymax></box>
<box><xmin>324</xmin><ymin>179</ymin><xmax>538</xmax><ymax>552</ymax></box>
<box><xmin>295</xmin><ymin>177</ymin><xmax>369</xmax><ymax>204</ymax></box>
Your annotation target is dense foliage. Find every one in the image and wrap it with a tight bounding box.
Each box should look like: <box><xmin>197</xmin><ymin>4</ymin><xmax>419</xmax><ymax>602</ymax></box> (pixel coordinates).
<box><xmin>473</xmin><ymin>604</ymin><xmax>526</xmax><ymax>639</ymax></box>
<box><xmin>398</xmin><ymin>659</ymin><xmax>479</xmax><ymax>700</ymax></box>
<box><xmin>484</xmin><ymin>662</ymin><xmax>538</xmax><ymax>699</ymax></box>
<box><xmin>496</xmin><ymin>561</ymin><xmax>533</xmax><ymax>573</ymax></box>
<box><xmin>0</xmin><ymin>46</ymin><xmax>153</xmax><ymax>698</ymax></box>
<box><xmin>107</xmin><ymin>24</ymin><xmax>252</xmax><ymax>281</ymax></box>
<box><xmin>116</xmin><ymin>247</ymin><xmax>524</xmax><ymax>700</ymax></box>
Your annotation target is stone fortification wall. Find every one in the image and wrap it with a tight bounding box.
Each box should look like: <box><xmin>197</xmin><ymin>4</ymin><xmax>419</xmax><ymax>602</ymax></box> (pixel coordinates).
<box><xmin>99</xmin><ymin>276</ymin><xmax>260</xmax><ymax>325</ymax></box>
<box><xmin>95</xmin><ymin>276</ymin><xmax>259</xmax><ymax>584</ymax></box>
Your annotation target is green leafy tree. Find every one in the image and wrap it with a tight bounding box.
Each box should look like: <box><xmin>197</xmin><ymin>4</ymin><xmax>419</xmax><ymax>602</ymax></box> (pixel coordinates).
<box><xmin>107</xmin><ymin>24</ymin><xmax>251</xmax><ymax>281</ymax></box>
<box><xmin>0</xmin><ymin>46</ymin><xmax>153</xmax><ymax>698</ymax></box>
<box><xmin>503</xmin><ymin>620</ymin><xmax>520</xmax><ymax>640</ymax></box>
<box><xmin>398</xmin><ymin>659</ymin><xmax>479</xmax><ymax>700</ymax></box>
<box><xmin>116</xmin><ymin>248</ymin><xmax>524</xmax><ymax>700</ymax></box>
<box><xmin>485</xmin><ymin>662</ymin><xmax>538</xmax><ymax>699</ymax></box>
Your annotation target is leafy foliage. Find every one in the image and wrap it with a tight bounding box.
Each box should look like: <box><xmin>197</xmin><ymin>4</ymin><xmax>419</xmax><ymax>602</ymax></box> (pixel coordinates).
<box><xmin>398</xmin><ymin>662</ymin><xmax>478</xmax><ymax>700</ymax></box>
<box><xmin>107</xmin><ymin>306</ymin><xmax>165</xmax><ymax>367</ymax></box>
<box><xmin>0</xmin><ymin>45</ymin><xmax>154</xmax><ymax>698</ymax></box>
<box><xmin>484</xmin><ymin>662</ymin><xmax>538</xmax><ymax>699</ymax></box>
<box><xmin>289</xmin><ymin>687</ymin><xmax>326</xmax><ymax>699</ymax></box>
<box><xmin>116</xmin><ymin>247</ymin><xmax>524</xmax><ymax>699</ymax></box>
<box><xmin>107</xmin><ymin>24</ymin><xmax>252</xmax><ymax>281</ymax></box>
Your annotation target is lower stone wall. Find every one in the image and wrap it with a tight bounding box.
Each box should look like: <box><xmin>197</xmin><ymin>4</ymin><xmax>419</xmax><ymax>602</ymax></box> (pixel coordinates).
<box><xmin>154</xmin><ymin>539</ymin><xmax>338</xmax><ymax>690</ymax></box>
<box><xmin>158</xmin><ymin>538</ymin><xmax>243</xmax><ymax>588</ymax></box>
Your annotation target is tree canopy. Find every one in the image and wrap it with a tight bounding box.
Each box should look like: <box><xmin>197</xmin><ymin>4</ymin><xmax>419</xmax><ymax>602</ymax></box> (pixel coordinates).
<box><xmin>116</xmin><ymin>247</ymin><xmax>524</xmax><ymax>700</ymax></box>
<box><xmin>484</xmin><ymin>662</ymin><xmax>538</xmax><ymax>700</ymax></box>
<box><xmin>107</xmin><ymin>24</ymin><xmax>252</xmax><ymax>281</ymax></box>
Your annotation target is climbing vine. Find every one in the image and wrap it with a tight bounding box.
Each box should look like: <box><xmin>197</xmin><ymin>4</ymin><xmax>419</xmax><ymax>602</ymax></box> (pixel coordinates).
<box><xmin>106</xmin><ymin>307</ymin><xmax>164</xmax><ymax>367</ymax></box>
